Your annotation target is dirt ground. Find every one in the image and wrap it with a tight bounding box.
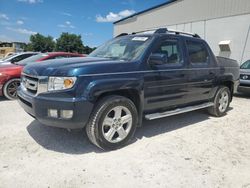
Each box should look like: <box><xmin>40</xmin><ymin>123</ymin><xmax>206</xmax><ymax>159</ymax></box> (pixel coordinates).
<box><xmin>0</xmin><ymin>94</ymin><xmax>250</xmax><ymax>188</ymax></box>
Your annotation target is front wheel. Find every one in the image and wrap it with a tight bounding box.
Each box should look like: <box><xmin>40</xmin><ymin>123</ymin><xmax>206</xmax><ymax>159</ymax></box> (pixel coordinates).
<box><xmin>208</xmin><ymin>86</ymin><xmax>231</xmax><ymax>117</ymax></box>
<box><xmin>3</xmin><ymin>78</ymin><xmax>20</xmax><ymax>100</ymax></box>
<box><xmin>86</xmin><ymin>95</ymin><xmax>138</xmax><ymax>150</ymax></box>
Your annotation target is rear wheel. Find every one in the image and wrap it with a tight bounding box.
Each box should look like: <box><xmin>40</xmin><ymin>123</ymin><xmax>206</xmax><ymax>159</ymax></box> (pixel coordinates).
<box><xmin>86</xmin><ymin>95</ymin><xmax>138</xmax><ymax>150</ymax></box>
<box><xmin>3</xmin><ymin>78</ymin><xmax>20</xmax><ymax>100</ymax></box>
<box><xmin>208</xmin><ymin>86</ymin><xmax>231</xmax><ymax>117</ymax></box>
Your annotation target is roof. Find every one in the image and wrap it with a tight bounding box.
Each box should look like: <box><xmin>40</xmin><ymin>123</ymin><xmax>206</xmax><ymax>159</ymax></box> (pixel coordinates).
<box><xmin>113</xmin><ymin>0</ymin><xmax>178</xmax><ymax>24</ymax></box>
<box><xmin>46</xmin><ymin>52</ymin><xmax>84</xmax><ymax>56</ymax></box>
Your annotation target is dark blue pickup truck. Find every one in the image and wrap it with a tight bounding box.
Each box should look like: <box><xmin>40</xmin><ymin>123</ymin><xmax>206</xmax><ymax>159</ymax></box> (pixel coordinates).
<box><xmin>17</xmin><ymin>28</ymin><xmax>239</xmax><ymax>150</ymax></box>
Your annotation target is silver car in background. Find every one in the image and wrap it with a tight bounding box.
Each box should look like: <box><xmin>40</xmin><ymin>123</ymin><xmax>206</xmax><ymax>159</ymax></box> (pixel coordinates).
<box><xmin>238</xmin><ymin>60</ymin><xmax>250</xmax><ymax>93</ymax></box>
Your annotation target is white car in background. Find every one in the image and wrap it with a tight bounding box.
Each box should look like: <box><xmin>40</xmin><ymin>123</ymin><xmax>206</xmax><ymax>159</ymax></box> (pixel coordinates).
<box><xmin>0</xmin><ymin>52</ymin><xmax>39</xmax><ymax>65</ymax></box>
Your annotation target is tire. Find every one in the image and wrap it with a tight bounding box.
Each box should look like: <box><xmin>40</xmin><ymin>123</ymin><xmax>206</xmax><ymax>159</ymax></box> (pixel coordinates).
<box><xmin>208</xmin><ymin>86</ymin><xmax>231</xmax><ymax>117</ymax></box>
<box><xmin>86</xmin><ymin>95</ymin><xmax>138</xmax><ymax>150</ymax></box>
<box><xmin>3</xmin><ymin>78</ymin><xmax>20</xmax><ymax>100</ymax></box>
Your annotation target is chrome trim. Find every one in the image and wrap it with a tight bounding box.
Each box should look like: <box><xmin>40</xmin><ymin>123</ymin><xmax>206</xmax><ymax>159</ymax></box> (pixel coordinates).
<box><xmin>145</xmin><ymin>102</ymin><xmax>214</xmax><ymax>120</ymax></box>
<box><xmin>21</xmin><ymin>74</ymin><xmax>48</xmax><ymax>96</ymax></box>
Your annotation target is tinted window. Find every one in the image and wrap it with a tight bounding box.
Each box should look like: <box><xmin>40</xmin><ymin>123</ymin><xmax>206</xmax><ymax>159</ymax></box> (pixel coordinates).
<box><xmin>187</xmin><ymin>41</ymin><xmax>209</xmax><ymax>64</ymax></box>
<box><xmin>153</xmin><ymin>39</ymin><xmax>182</xmax><ymax>64</ymax></box>
<box><xmin>11</xmin><ymin>54</ymin><xmax>34</xmax><ymax>63</ymax></box>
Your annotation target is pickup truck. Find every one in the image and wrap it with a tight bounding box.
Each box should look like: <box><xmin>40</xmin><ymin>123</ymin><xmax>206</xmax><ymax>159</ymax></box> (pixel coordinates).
<box><xmin>17</xmin><ymin>28</ymin><xmax>239</xmax><ymax>150</ymax></box>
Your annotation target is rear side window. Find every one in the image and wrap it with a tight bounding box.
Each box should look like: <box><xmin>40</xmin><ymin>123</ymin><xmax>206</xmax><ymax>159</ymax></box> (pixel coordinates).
<box><xmin>186</xmin><ymin>40</ymin><xmax>209</xmax><ymax>64</ymax></box>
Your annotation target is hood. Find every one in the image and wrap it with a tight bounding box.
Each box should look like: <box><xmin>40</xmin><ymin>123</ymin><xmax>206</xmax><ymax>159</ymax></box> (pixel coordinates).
<box><xmin>23</xmin><ymin>57</ymin><xmax>139</xmax><ymax>77</ymax></box>
<box><xmin>240</xmin><ymin>68</ymin><xmax>250</xmax><ymax>74</ymax></box>
<box><xmin>0</xmin><ymin>62</ymin><xmax>23</xmax><ymax>71</ymax></box>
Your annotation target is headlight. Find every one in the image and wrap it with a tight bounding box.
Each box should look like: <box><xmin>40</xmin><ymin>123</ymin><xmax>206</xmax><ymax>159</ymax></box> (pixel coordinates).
<box><xmin>0</xmin><ymin>73</ymin><xmax>7</xmax><ymax>77</ymax></box>
<box><xmin>48</xmin><ymin>77</ymin><xmax>77</xmax><ymax>91</ymax></box>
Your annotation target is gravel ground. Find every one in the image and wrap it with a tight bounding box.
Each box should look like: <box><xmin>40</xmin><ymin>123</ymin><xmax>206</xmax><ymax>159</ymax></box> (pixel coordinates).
<box><xmin>0</xmin><ymin>94</ymin><xmax>250</xmax><ymax>188</ymax></box>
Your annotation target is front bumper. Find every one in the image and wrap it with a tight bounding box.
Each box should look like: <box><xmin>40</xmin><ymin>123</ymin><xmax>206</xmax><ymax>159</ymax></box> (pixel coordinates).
<box><xmin>237</xmin><ymin>79</ymin><xmax>250</xmax><ymax>93</ymax></box>
<box><xmin>17</xmin><ymin>87</ymin><xmax>94</xmax><ymax>129</ymax></box>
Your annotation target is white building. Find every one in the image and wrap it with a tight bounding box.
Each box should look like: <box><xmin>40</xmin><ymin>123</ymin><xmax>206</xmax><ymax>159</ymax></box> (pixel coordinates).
<box><xmin>113</xmin><ymin>0</ymin><xmax>250</xmax><ymax>64</ymax></box>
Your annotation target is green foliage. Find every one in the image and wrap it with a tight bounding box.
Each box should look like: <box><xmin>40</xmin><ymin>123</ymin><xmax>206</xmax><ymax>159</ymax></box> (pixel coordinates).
<box><xmin>56</xmin><ymin>32</ymin><xmax>84</xmax><ymax>53</ymax></box>
<box><xmin>24</xmin><ymin>43</ymin><xmax>33</xmax><ymax>52</ymax></box>
<box><xmin>83</xmin><ymin>46</ymin><xmax>96</xmax><ymax>54</ymax></box>
<box><xmin>28</xmin><ymin>33</ymin><xmax>55</xmax><ymax>52</ymax></box>
<box><xmin>25</xmin><ymin>32</ymin><xmax>96</xmax><ymax>54</ymax></box>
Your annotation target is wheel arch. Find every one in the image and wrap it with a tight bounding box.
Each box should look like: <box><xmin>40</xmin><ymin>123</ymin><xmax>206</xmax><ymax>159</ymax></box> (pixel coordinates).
<box><xmin>220</xmin><ymin>80</ymin><xmax>234</xmax><ymax>101</ymax></box>
<box><xmin>94</xmin><ymin>88</ymin><xmax>144</xmax><ymax>127</ymax></box>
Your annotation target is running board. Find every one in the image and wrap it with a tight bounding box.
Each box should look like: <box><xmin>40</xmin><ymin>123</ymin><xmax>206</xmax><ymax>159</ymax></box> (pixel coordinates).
<box><xmin>145</xmin><ymin>102</ymin><xmax>214</xmax><ymax>120</ymax></box>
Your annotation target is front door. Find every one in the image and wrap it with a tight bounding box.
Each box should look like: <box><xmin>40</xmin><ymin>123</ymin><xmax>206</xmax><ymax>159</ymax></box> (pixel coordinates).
<box><xmin>144</xmin><ymin>37</ymin><xmax>189</xmax><ymax>113</ymax></box>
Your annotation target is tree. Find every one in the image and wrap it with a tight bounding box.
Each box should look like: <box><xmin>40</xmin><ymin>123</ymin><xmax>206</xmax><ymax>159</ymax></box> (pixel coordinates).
<box><xmin>27</xmin><ymin>33</ymin><xmax>55</xmax><ymax>52</ymax></box>
<box><xmin>56</xmin><ymin>32</ymin><xmax>84</xmax><ymax>53</ymax></box>
<box><xmin>82</xmin><ymin>45</ymin><xmax>96</xmax><ymax>54</ymax></box>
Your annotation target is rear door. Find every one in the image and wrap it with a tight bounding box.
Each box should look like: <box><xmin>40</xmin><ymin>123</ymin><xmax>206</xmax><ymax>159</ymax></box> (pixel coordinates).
<box><xmin>185</xmin><ymin>39</ymin><xmax>217</xmax><ymax>103</ymax></box>
<box><xmin>144</xmin><ymin>36</ymin><xmax>189</xmax><ymax>112</ymax></box>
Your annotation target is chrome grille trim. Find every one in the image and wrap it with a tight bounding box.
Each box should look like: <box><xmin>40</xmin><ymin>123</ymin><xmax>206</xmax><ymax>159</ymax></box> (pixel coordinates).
<box><xmin>21</xmin><ymin>73</ymin><xmax>48</xmax><ymax>96</ymax></box>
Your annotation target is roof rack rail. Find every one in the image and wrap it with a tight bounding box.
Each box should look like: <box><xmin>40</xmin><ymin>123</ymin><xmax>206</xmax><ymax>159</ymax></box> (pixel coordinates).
<box><xmin>116</xmin><ymin>27</ymin><xmax>201</xmax><ymax>38</ymax></box>
<box><xmin>116</xmin><ymin>33</ymin><xmax>128</xmax><ymax>38</ymax></box>
<box><xmin>153</xmin><ymin>28</ymin><xmax>200</xmax><ymax>38</ymax></box>
<box><xmin>166</xmin><ymin>29</ymin><xmax>201</xmax><ymax>38</ymax></box>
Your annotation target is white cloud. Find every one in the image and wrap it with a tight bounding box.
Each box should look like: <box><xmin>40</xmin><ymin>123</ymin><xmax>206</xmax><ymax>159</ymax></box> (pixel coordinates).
<box><xmin>6</xmin><ymin>27</ymin><xmax>37</xmax><ymax>35</ymax></box>
<box><xmin>96</xmin><ymin>9</ymin><xmax>135</xmax><ymax>23</ymax></box>
<box><xmin>0</xmin><ymin>13</ymin><xmax>9</xmax><ymax>20</ymax></box>
<box><xmin>61</xmin><ymin>12</ymin><xmax>72</xmax><ymax>17</ymax></box>
<box><xmin>17</xmin><ymin>20</ymin><xmax>24</xmax><ymax>25</ymax></box>
<box><xmin>17</xmin><ymin>0</ymin><xmax>43</xmax><ymax>4</ymax></box>
<box><xmin>58</xmin><ymin>24</ymin><xmax>66</xmax><ymax>28</ymax></box>
<box><xmin>82</xmin><ymin>33</ymin><xmax>93</xmax><ymax>36</ymax></box>
<box><xmin>57</xmin><ymin>21</ymin><xmax>75</xmax><ymax>29</ymax></box>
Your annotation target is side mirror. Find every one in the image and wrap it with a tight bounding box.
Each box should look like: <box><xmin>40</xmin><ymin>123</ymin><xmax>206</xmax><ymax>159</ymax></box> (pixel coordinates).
<box><xmin>148</xmin><ymin>53</ymin><xmax>168</xmax><ymax>65</ymax></box>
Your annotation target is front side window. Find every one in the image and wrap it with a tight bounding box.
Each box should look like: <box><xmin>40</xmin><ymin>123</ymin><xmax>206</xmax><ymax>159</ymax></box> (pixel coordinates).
<box><xmin>152</xmin><ymin>39</ymin><xmax>182</xmax><ymax>64</ymax></box>
<box><xmin>186</xmin><ymin>40</ymin><xmax>209</xmax><ymax>64</ymax></box>
<box><xmin>89</xmin><ymin>35</ymin><xmax>154</xmax><ymax>61</ymax></box>
<box><xmin>11</xmin><ymin>54</ymin><xmax>33</xmax><ymax>63</ymax></box>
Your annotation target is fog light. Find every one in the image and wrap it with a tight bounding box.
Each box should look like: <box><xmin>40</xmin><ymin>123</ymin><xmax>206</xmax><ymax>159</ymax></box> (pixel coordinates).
<box><xmin>60</xmin><ymin>110</ymin><xmax>73</xmax><ymax>119</ymax></box>
<box><xmin>48</xmin><ymin>109</ymin><xmax>58</xmax><ymax>118</ymax></box>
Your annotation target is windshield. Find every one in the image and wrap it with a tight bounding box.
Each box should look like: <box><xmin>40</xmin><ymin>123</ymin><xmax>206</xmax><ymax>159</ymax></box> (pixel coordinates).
<box><xmin>17</xmin><ymin>53</ymin><xmax>48</xmax><ymax>65</ymax></box>
<box><xmin>89</xmin><ymin>35</ymin><xmax>153</xmax><ymax>61</ymax></box>
<box><xmin>241</xmin><ymin>60</ymin><xmax>250</xmax><ymax>69</ymax></box>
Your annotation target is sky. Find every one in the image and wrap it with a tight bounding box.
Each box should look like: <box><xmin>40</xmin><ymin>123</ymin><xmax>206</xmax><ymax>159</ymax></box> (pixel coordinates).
<box><xmin>0</xmin><ymin>0</ymin><xmax>167</xmax><ymax>47</ymax></box>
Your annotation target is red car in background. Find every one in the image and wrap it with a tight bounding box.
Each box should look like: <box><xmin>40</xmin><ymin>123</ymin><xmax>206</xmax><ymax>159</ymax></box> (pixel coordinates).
<box><xmin>0</xmin><ymin>52</ymin><xmax>85</xmax><ymax>100</ymax></box>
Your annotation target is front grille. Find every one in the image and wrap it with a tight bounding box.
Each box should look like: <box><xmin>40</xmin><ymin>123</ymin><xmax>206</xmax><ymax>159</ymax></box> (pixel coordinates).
<box><xmin>240</xmin><ymin>74</ymin><xmax>250</xmax><ymax>80</ymax></box>
<box><xmin>22</xmin><ymin>75</ymin><xmax>39</xmax><ymax>94</ymax></box>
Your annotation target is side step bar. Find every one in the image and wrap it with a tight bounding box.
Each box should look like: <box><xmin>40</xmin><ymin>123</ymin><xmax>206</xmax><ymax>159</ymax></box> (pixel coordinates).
<box><xmin>145</xmin><ymin>102</ymin><xmax>214</xmax><ymax>120</ymax></box>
